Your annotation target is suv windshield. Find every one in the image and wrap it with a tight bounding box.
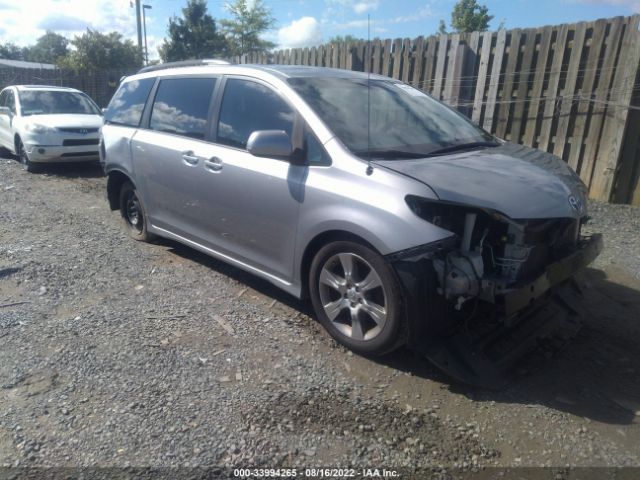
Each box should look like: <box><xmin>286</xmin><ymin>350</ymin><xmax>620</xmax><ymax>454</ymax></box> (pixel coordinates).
<box><xmin>19</xmin><ymin>90</ymin><xmax>100</xmax><ymax>116</ymax></box>
<box><xmin>287</xmin><ymin>77</ymin><xmax>496</xmax><ymax>159</ymax></box>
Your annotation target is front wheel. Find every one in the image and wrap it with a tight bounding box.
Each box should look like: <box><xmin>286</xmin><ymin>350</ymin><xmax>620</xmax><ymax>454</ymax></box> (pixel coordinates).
<box><xmin>309</xmin><ymin>241</ymin><xmax>405</xmax><ymax>356</ymax></box>
<box><xmin>17</xmin><ymin>140</ymin><xmax>40</xmax><ymax>173</ymax></box>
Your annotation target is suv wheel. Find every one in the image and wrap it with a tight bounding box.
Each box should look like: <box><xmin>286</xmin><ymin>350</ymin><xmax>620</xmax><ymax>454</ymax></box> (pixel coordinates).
<box><xmin>309</xmin><ymin>241</ymin><xmax>405</xmax><ymax>356</ymax></box>
<box><xmin>119</xmin><ymin>181</ymin><xmax>153</xmax><ymax>242</ymax></box>
<box><xmin>17</xmin><ymin>140</ymin><xmax>40</xmax><ymax>173</ymax></box>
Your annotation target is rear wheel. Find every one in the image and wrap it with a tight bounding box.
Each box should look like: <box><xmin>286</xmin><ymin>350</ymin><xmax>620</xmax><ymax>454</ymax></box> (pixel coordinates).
<box><xmin>309</xmin><ymin>241</ymin><xmax>405</xmax><ymax>356</ymax></box>
<box><xmin>119</xmin><ymin>181</ymin><xmax>153</xmax><ymax>242</ymax></box>
<box><xmin>17</xmin><ymin>140</ymin><xmax>40</xmax><ymax>173</ymax></box>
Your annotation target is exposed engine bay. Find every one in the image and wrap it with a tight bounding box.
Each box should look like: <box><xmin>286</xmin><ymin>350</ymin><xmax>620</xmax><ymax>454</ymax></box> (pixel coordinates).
<box><xmin>398</xmin><ymin>196</ymin><xmax>603</xmax><ymax>388</ymax></box>
<box><xmin>405</xmin><ymin>196</ymin><xmax>589</xmax><ymax>314</ymax></box>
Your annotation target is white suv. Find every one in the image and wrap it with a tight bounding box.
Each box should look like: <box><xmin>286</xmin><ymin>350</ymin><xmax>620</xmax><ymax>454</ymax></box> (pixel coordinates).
<box><xmin>0</xmin><ymin>85</ymin><xmax>103</xmax><ymax>172</ymax></box>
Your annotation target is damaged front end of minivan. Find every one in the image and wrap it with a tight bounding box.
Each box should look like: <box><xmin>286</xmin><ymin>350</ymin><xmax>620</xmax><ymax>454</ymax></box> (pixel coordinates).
<box><xmin>388</xmin><ymin>197</ymin><xmax>603</xmax><ymax>389</ymax></box>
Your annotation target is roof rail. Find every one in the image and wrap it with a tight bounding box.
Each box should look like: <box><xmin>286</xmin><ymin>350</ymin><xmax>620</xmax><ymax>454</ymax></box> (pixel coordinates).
<box><xmin>137</xmin><ymin>58</ymin><xmax>232</xmax><ymax>74</ymax></box>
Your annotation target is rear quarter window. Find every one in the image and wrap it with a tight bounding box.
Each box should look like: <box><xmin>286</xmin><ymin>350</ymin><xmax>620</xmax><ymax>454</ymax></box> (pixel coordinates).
<box><xmin>104</xmin><ymin>77</ymin><xmax>155</xmax><ymax>127</ymax></box>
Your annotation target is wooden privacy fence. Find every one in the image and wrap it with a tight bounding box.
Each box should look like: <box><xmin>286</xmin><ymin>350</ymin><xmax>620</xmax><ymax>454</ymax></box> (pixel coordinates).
<box><xmin>0</xmin><ymin>67</ymin><xmax>133</xmax><ymax>109</ymax></box>
<box><xmin>239</xmin><ymin>15</ymin><xmax>640</xmax><ymax>205</ymax></box>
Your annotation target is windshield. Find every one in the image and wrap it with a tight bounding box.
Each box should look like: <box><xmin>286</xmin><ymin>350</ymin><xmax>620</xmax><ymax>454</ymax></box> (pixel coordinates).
<box><xmin>287</xmin><ymin>77</ymin><xmax>495</xmax><ymax>158</ymax></box>
<box><xmin>19</xmin><ymin>90</ymin><xmax>100</xmax><ymax>116</ymax></box>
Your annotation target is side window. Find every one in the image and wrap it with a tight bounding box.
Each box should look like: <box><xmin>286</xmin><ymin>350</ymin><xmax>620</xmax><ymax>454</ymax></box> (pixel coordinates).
<box><xmin>0</xmin><ymin>90</ymin><xmax>7</xmax><ymax>107</ymax></box>
<box><xmin>217</xmin><ymin>79</ymin><xmax>295</xmax><ymax>150</ymax></box>
<box><xmin>149</xmin><ymin>78</ymin><xmax>216</xmax><ymax>140</ymax></box>
<box><xmin>305</xmin><ymin>128</ymin><xmax>331</xmax><ymax>166</ymax></box>
<box><xmin>104</xmin><ymin>77</ymin><xmax>155</xmax><ymax>127</ymax></box>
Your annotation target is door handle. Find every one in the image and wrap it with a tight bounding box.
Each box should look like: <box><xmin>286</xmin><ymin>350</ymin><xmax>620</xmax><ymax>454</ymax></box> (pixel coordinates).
<box><xmin>204</xmin><ymin>157</ymin><xmax>223</xmax><ymax>172</ymax></box>
<box><xmin>181</xmin><ymin>151</ymin><xmax>199</xmax><ymax>166</ymax></box>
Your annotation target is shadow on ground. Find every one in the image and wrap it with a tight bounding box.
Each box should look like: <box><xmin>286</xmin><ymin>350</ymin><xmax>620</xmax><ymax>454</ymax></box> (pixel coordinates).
<box><xmin>156</xmin><ymin>236</ymin><xmax>640</xmax><ymax>426</ymax></box>
<box><xmin>2</xmin><ymin>153</ymin><xmax>104</xmax><ymax>179</ymax></box>
<box><xmin>36</xmin><ymin>162</ymin><xmax>104</xmax><ymax>179</ymax></box>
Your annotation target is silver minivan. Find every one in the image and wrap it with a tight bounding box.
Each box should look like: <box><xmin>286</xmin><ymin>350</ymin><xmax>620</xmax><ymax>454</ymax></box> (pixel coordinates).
<box><xmin>101</xmin><ymin>61</ymin><xmax>602</xmax><ymax>386</ymax></box>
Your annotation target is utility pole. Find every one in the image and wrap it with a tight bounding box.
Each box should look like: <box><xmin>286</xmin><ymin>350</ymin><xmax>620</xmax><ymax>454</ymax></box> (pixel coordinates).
<box><xmin>143</xmin><ymin>4</ymin><xmax>152</xmax><ymax>65</ymax></box>
<box><xmin>135</xmin><ymin>0</ymin><xmax>143</xmax><ymax>55</ymax></box>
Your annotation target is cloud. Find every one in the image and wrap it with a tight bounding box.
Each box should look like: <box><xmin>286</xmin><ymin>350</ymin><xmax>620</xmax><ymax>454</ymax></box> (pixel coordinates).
<box><xmin>145</xmin><ymin>35</ymin><xmax>161</xmax><ymax>62</ymax></box>
<box><xmin>353</xmin><ymin>1</ymin><xmax>380</xmax><ymax>14</ymax></box>
<box><xmin>0</xmin><ymin>0</ymin><xmax>138</xmax><ymax>47</ymax></box>
<box><xmin>389</xmin><ymin>5</ymin><xmax>434</xmax><ymax>23</ymax></box>
<box><xmin>277</xmin><ymin>16</ymin><xmax>322</xmax><ymax>49</ymax></box>
<box><xmin>38</xmin><ymin>14</ymin><xmax>90</xmax><ymax>32</ymax></box>
<box><xmin>334</xmin><ymin>19</ymin><xmax>370</xmax><ymax>30</ymax></box>
<box><xmin>332</xmin><ymin>3</ymin><xmax>434</xmax><ymax>30</ymax></box>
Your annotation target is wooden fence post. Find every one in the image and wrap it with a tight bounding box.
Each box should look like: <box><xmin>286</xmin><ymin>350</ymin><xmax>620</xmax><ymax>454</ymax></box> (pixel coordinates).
<box><xmin>590</xmin><ymin>15</ymin><xmax>640</xmax><ymax>201</ymax></box>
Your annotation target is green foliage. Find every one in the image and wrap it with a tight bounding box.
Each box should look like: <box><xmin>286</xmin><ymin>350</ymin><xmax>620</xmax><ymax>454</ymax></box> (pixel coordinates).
<box><xmin>450</xmin><ymin>0</ymin><xmax>493</xmax><ymax>33</ymax></box>
<box><xmin>221</xmin><ymin>0</ymin><xmax>275</xmax><ymax>56</ymax></box>
<box><xmin>58</xmin><ymin>30</ymin><xmax>142</xmax><ymax>70</ymax></box>
<box><xmin>328</xmin><ymin>35</ymin><xmax>362</xmax><ymax>44</ymax></box>
<box><xmin>438</xmin><ymin>20</ymin><xmax>448</xmax><ymax>35</ymax></box>
<box><xmin>0</xmin><ymin>42</ymin><xmax>25</xmax><ymax>60</ymax></box>
<box><xmin>24</xmin><ymin>31</ymin><xmax>69</xmax><ymax>64</ymax></box>
<box><xmin>159</xmin><ymin>0</ymin><xmax>228</xmax><ymax>62</ymax></box>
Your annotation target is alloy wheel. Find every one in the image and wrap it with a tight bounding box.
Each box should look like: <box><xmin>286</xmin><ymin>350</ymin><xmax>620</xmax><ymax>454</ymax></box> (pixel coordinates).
<box><xmin>318</xmin><ymin>252</ymin><xmax>388</xmax><ymax>341</ymax></box>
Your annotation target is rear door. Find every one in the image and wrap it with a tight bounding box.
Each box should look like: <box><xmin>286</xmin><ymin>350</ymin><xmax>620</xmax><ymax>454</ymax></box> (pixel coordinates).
<box><xmin>131</xmin><ymin>75</ymin><xmax>219</xmax><ymax>238</ymax></box>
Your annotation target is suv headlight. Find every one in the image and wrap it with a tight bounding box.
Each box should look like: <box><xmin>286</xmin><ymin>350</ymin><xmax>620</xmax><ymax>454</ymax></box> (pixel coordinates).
<box><xmin>24</xmin><ymin>123</ymin><xmax>56</xmax><ymax>134</ymax></box>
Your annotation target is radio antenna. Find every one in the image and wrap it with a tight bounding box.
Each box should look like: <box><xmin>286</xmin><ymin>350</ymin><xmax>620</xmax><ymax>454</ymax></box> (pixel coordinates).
<box><xmin>366</xmin><ymin>14</ymin><xmax>373</xmax><ymax>176</ymax></box>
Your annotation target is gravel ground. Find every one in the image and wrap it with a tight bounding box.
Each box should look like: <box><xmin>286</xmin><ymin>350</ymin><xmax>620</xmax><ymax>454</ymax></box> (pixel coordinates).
<box><xmin>583</xmin><ymin>201</ymin><xmax>640</xmax><ymax>279</ymax></box>
<box><xmin>1</xmin><ymin>157</ymin><xmax>639</xmax><ymax>475</ymax></box>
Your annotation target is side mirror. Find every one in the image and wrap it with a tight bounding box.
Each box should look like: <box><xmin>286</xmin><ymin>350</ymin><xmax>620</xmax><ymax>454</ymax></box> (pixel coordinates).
<box><xmin>101</xmin><ymin>108</ymin><xmax>107</xmax><ymax>115</ymax></box>
<box><xmin>247</xmin><ymin>130</ymin><xmax>292</xmax><ymax>159</ymax></box>
<box><xmin>0</xmin><ymin>106</ymin><xmax>10</xmax><ymax>116</ymax></box>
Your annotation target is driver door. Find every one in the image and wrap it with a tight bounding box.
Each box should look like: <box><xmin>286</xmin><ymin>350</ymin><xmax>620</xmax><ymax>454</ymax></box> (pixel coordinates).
<box><xmin>193</xmin><ymin>77</ymin><xmax>306</xmax><ymax>283</ymax></box>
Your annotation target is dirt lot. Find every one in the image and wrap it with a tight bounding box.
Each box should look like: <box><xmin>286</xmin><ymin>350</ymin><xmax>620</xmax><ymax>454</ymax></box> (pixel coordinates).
<box><xmin>1</xmin><ymin>157</ymin><xmax>640</xmax><ymax>475</ymax></box>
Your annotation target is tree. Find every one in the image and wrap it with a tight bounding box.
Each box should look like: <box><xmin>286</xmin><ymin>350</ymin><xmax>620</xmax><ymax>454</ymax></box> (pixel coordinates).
<box><xmin>438</xmin><ymin>20</ymin><xmax>448</xmax><ymax>35</ymax></box>
<box><xmin>58</xmin><ymin>30</ymin><xmax>142</xmax><ymax>70</ymax></box>
<box><xmin>0</xmin><ymin>42</ymin><xmax>25</xmax><ymax>60</ymax></box>
<box><xmin>25</xmin><ymin>31</ymin><xmax>69</xmax><ymax>64</ymax></box>
<box><xmin>159</xmin><ymin>0</ymin><xmax>227</xmax><ymax>62</ymax></box>
<box><xmin>328</xmin><ymin>35</ymin><xmax>362</xmax><ymax>44</ymax></box>
<box><xmin>221</xmin><ymin>0</ymin><xmax>275</xmax><ymax>56</ymax></box>
<box><xmin>449</xmin><ymin>0</ymin><xmax>493</xmax><ymax>33</ymax></box>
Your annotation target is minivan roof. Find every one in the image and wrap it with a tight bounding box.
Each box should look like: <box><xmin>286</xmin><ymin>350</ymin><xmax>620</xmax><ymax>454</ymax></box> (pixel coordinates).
<box><xmin>127</xmin><ymin>63</ymin><xmax>389</xmax><ymax>82</ymax></box>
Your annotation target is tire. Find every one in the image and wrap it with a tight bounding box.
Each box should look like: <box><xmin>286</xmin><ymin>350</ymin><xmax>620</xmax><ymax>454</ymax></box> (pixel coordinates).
<box><xmin>309</xmin><ymin>240</ymin><xmax>405</xmax><ymax>356</ymax></box>
<box><xmin>119</xmin><ymin>181</ymin><xmax>153</xmax><ymax>242</ymax></box>
<box><xmin>17</xmin><ymin>140</ymin><xmax>40</xmax><ymax>173</ymax></box>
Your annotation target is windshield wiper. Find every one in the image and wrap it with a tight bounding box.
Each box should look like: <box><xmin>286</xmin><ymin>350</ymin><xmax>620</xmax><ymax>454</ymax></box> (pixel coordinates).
<box><xmin>353</xmin><ymin>149</ymin><xmax>430</xmax><ymax>159</ymax></box>
<box><xmin>425</xmin><ymin>141</ymin><xmax>499</xmax><ymax>156</ymax></box>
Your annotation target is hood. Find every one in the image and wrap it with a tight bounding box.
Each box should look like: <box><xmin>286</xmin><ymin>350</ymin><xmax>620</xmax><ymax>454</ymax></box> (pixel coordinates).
<box><xmin>375</xmin><ymin>142</ymin><xmax>588</xmax><ymax>219</ymax></box>
<box><xmin>22</xmin><ymin>114</ymin><xmax>103</xmax><ymax>129</ymax></box>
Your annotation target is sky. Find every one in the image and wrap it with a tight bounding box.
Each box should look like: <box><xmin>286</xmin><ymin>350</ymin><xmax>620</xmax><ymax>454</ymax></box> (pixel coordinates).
<box><xmin>0</xmin><ymin>0</ymin><xmax>638</xmax><ymax>61</ymax></box>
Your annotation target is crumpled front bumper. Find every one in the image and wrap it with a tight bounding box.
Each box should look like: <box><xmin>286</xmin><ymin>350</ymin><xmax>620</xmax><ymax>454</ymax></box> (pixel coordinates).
<box><xmin>500</xmin><ymin>234</ymin><xmax>603</xmax><ymax>316</ymax></box>
<box><xmin>391</xmin><ymin>233</ymin><xmax>603</xmax><ymax>389</ymax></box>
